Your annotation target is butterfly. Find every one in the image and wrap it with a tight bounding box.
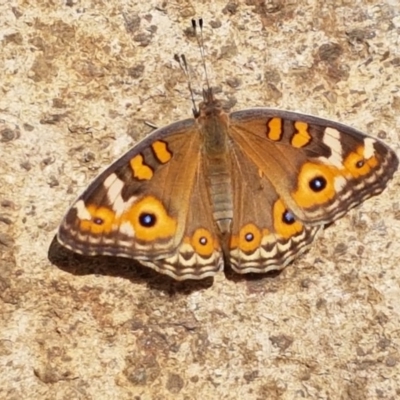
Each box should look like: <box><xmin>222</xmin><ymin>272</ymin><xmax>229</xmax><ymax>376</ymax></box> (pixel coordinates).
<box><xmin>57</xmin><ymin>20</ymin><xmax>398</xmax><ymax>281</ymax></box>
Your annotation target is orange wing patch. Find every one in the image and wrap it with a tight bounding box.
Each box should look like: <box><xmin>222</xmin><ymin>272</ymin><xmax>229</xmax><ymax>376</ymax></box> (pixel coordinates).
<box><xmin>130</xmin><ymin>155</ymin><xmax>153</xmax><ymax>180</ymax></box>
<box><xmin>291</xmin><ymin>121</ymin><xmax>311</xmax><ymax>148</ymax></box>
<box><xmin>151</xmin><ymin>140</ymin><xmax>172</xmax><ymax>164</ymax></box>
<box><xmin>266</xmin><ymin>117</ymin><xmax>283</xmax><ymax>141</ymax></box>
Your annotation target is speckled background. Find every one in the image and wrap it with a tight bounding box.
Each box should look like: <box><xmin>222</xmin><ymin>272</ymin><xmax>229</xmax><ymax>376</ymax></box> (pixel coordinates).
<box><xmin>1</xmin><ymin>1</ymin><xmax>400</xmax><ymax>399</ymax></box>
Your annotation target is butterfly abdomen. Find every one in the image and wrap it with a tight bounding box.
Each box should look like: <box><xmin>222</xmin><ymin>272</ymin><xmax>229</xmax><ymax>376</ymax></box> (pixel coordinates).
<box><xmin>204</xmin><ymin>153</ymin><xmax>233</xmax><ymax>235</ymax></box>
<box><xmin>198</xmin><ymin>92</ymin><xmax>235</xmax><ymax>236</ymax></box>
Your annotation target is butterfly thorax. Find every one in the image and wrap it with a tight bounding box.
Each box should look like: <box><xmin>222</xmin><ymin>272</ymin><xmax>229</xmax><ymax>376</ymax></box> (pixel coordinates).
<box><xmin>197</xmin><ymin>92</ymin><xmax>233</xmax><ymax>237</ymax></box>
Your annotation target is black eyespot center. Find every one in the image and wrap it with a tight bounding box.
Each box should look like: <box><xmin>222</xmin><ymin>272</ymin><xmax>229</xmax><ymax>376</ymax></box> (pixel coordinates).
<box><xmin>139</xmin><ymin>212</ymin><xmax>157</xmax><ymax>227</ymax></box>
<box><xmin>283</xmin><ymin>210</ymin><xmax>295</xmax><ymax>225</ymax></box>
<box><xmin>199</xmin><ymin>236</ymin><xmax>208</xmax><ymax>246</ymax></box>
<box><xmin>93</xmin><ymin>217</ymin><xmax>104</xmax><ymax>225</ymax></box>
<box><xmin>356</xmin><ymin>159</ymin><xmax>365</xmax><ymax>168</ymax></box>
<box><xmin>309</xmin><ymin>176</ymin><xmax>327</xmax><ymax>192</ymax></box>
<box><xmin>245</xmin><ymin>232</ymin><xmax>254</xmax><ymax>242</ymax></box>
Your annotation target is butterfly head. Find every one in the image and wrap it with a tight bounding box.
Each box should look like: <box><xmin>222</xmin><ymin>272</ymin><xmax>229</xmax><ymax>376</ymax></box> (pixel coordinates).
<box><xmin>196</xmin><ymin>88</ymin><xmax>224</xmax><ymax>117</ymax></box>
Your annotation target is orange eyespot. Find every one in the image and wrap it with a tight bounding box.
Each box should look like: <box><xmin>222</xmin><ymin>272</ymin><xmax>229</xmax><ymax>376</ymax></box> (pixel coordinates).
<box><xmin>80</xmin><ymin>205</ymin><xmax>116</xmax><ymax>234</ymax></box>
<box><xmin>273</xmin><ymin>199</ymin><xmax>303</xmax><ymax>239</ymax></box>
<box><xmin>190</xmin><ymin>228</ymin><xmax>215</xmax><ymax>257</ymax></box>
<box><xmin>122</xmin><ymin>196</ymin><xmax>177</xmax><ymax>241</ymax></box>
<box><xmin>230</xmin><ymin>223</ymin><xmax>264</xmax><ymax>253</ymax></box>
<box><xmin>343</xmin><ymin>146</ymin><xmax>378</xmax><ymax>178</ymax></box>
<box><xmin>292</xmin><ymin>162</ymin><xmax>339</xmax><ymax>208</ymax></box>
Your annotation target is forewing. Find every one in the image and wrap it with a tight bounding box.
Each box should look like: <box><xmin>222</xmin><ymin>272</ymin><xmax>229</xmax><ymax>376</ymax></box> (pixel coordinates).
<box><xmin>230</xmin><ymin>108</ymin><xmax>398</xmax><ymax>225</ymax></box>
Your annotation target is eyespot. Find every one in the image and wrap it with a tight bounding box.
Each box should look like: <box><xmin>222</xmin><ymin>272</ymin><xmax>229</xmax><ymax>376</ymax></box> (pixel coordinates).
<box><xmin>343</xmin><ymin>145</ymin><xmax>378</xmax><ymax>178</ymax></box>
<box><xmin>199</xmin><ymin>236</ymin><xmax>208</xmax><ymax>245</ymax></box>
<box><xmin>139</xmin><ymin>212</ymin><xmax>157</xmax><ymax>227</ymax></box>
<box><xmin>292</xmin><ymin>162</ymin><xmax>339</xmax><ymax>208</ymax></box>
<box><xmin>79</xmin><ymin>205</ymin><xmax>116</xmax><ymax>234</ymax></box>
<box><xmin>122</xmin><ymin>196</ymin><xmax>177</xmax><ymax>241</ymax></box>
<box><xmin>356</xmin><ymin>160</ymin><xmax>365</xmax><ymax>168</ymax></box>
<box><xmin>189</xmin><ymin>228</ymin><xmax>215</xmax><ymax>257</ymax></box>
<box><xmin>309</xmin><ymin>176</ymin><xmax>327</xmax><ymax>192</ymax></box>
<box><xmin>230</xmin><ymin>224</ymin><xmax>263</xmax><ymax>253</ymax></box>
<box><xmin>273</xmin><ymin>199</ymin><xmax>303</xmax><ymax>239</ymax></box>
<box><xmin>245</xmin><ymin>232</ymin><xmax>254</xmax><ymax>242</ymax></box>
<box><xmin>282</xmin><ymin>210</ymin><xmax>296</xmax><ymax>225</ymax></box>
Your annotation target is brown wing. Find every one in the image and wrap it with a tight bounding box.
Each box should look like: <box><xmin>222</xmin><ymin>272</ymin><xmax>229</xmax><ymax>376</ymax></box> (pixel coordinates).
<box><xmin>140</xmin><ymin>161</ymin><xmax>223</xmax><ymax>280</ymax></box>
<box><xmin>227</xmin><ymin>137</ymin><xmax>320</xmax><ymax>274</ymax></box>
<box><xmin>230</xmin><ymin>109</ymin><xmax>398</xmax><ymax>224</ymax></box>
<box><xmin>226</xmin><ymin>108</ymin><xmax>397</xmax><ymax>273</ymax></box>
<box><xmin>58</xmin><ymin>119</ymin><xmax>223</xmax><ymax>280</ymax></box>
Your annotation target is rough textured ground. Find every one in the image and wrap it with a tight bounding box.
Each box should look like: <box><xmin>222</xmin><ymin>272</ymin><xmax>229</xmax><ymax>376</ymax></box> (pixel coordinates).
<box><xmin>1</xmin><ymin>1</ymin><xmax>400</xmax><ymax>399</ymax></box>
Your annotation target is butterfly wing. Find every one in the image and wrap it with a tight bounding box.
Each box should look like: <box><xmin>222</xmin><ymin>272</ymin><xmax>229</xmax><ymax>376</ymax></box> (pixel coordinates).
<box><xmin>230</xmin><ymin>109</ymin><xmax>398</xmax><ymax>224</ymax></box>
<box><xmin>140</xmin><ymin>164</ymin><xmax>223</xmax><ymax>280</ymax></box>
<box><xmin>58</xmin><ymin>119</ymin><xmax>223</xmax><ymax>280</ymax></box>
<box><xmin>227</xmin><ymin>108</ymin><xmax>398</xmax><ymax>273</ymax></box>
<box><xmin>228</xmin><ymin>136</ymin><xmax>320</xmax><ymax>274</ymax></box>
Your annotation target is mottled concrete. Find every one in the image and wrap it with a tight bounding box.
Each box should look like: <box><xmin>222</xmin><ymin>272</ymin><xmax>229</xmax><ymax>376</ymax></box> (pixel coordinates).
<box><xmin>1</xmin><ymin>1</ymin><xmax>399</xmax><ymax>399</ymax></box>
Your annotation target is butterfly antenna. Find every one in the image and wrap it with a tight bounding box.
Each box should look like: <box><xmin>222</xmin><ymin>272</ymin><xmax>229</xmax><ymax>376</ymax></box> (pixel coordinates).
<box><xmin>192</xmin><ymin>18</ymin><xmax>211</xmax><ymax>93</ymax></box>
<box><xmin>174</xmin><ymin>53</ymin><xmax>199</xmax><ymax>117</ymax></box>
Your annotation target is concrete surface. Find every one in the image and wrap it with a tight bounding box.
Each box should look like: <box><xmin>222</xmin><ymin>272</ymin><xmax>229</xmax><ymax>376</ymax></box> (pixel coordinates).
<box><xmin>1</xmin><ymin>1</ymin><xmax>399</xmax><ymax>399</ymax></box>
